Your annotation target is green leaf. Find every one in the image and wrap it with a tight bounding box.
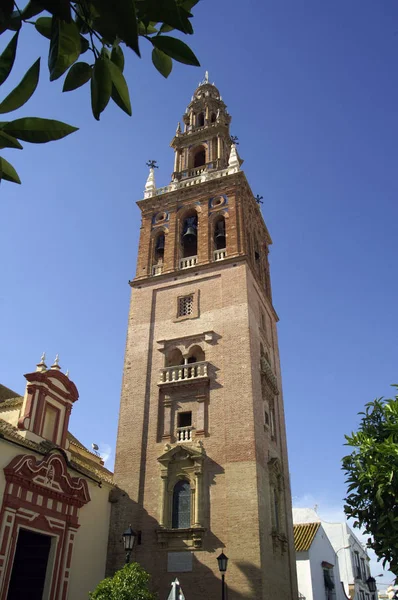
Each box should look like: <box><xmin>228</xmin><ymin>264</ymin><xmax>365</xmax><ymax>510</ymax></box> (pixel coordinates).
<box><xmin>159</xmin><ymin>24</ymin><xmax>175</xmax><ymax>33</ymax></box>
<box><xmin>137</xmin><ymin>0</ymin><xmax>193</xmax><ymax>35</ymax></box>
<box><xmin>111</xmin><ymin>45</ymin><xmax>124</xmax><ymax>72</ymax></box>
<box><xmin>90</xmin><ymin>54</ymin><xmax>112</xmax><ymax>121</ymax></box>
<box><xmin>35</xmin><ymin>16</ymin><xmax>52</xmax><ymax>40</ymax></box>
<box><xmin>0</xmin><ymin>155</ymin><xmax>20</xmax><ymax>184</ymax></box>
<box><xmin>21</xmin><ymin>1</ymin><xmax>44</xmax><ymax>20</ymax></box>
<box><xmin>3</xmin><ymin>117</ymin><xmax>78</xmax><ymax>143</ymax></box>
<box><xmin>151</xmin><ymin>36</ymin><xmax>199</xmax><ymax>66</ymax></box>
<box><xmin>39</xmin><ymin>0</ymin><xmax>71</xmax><ymax>22</ymax></box>
<box><xmin>92</xmin><ymin>0</ymin><xmax>140</xmax><ymax>56</ymax></box>
<box><xmin>152</xmin><ymin>47</ymin><xmax>172</xmax><ymax>78</ymax></box>
<box><xmin>108</xmin><ymin>60</ymin><xmax>131</xmax><ymax>116</ymax></box>
<box><xmin>0</xmin><ymin>58</ymin><xmax>40</xmax><ymax>114</ymax></box>
<box><xmin>0</xmin><ymin>130</ymin><xmax>22</xmax><ymax>149</ymax></box>
<box><xmin>48</xmin><ymin>17</ymin><xmax>81</xmax><ymax>81</ymax></box>
<box><xmin>80</xmin><ymin>35</ymin><xmax>89</xmax><ymax>54</ymax></box>
<box><xmin>0</xmin><ymin>31</ymin><xmax>18</xmax><ymax>86</ymax></box>
<box><xmin>0</xmin><ymin>0</ymin><xmax>14</xmax><ymax>26</ymax></box>
<box><xmin>62</xmin><ymin>62</ymin><xmax>92</xmax><ymax>92</ymax></box>
<box><xmin>138</xmin><ymin>21</ymin><xmax>158</xmax><ymax>35</ymax></box>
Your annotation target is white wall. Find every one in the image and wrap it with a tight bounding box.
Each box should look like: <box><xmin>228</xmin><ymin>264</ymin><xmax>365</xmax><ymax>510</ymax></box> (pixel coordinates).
<box><xmin>68</xmin><ymin>478</ymin><xmax>112</xmax><ymax>599</ymax></box>
<box><xmin>296</xmin><ymin>553</ymin><xmax>313</xmax><ymax>600</ymax></box>
<box><xmin>308</xmin><ymin>525</ymin><xmax>345</xmax><ymax>600</ymax></box>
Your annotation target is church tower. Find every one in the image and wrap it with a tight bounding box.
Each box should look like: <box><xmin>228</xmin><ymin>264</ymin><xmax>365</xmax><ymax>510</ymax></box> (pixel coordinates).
<box><xmin>109</xmin><ymin>73</ymin><xmax>298</xmax><ymax>600</ymax></box>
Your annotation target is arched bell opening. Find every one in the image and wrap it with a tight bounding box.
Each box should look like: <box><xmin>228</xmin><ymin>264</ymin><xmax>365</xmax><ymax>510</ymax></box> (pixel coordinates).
<box><xmin>210</xmin><ymin>112</ymin><xmax>216</xmax><ymax>123</ymax></box>
<box><xmin>213</xmin><ymin>216</ymin><xmax>226</xmax><ymax>251</ymax></box>
<box><xmin>154</xmin><ymin>232</ymin><xmax>165</xmax><ymax>264</ymax></box>
<box><xmin>197</xmin><ymin>112</ymin><xmax>205</xmax><ymax>127</ymax></box>
<box><xmin>181</xmin><ymin>211</ymin><xmax>198</xmax><ymax>258</ymax></box>
<box><xmin>192</xmin><ymin>145</ymin><xmax>206</xmax><ymax>168</ymax></box>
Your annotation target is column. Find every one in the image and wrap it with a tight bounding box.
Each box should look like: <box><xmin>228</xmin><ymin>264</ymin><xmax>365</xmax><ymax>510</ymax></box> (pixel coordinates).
<box><xmin>193</xmin><ymin>471</ymin><xmax>202</xmax><ymax>526</ymax></box>
<box><xmin>217</xmin><ymin>135</ymin><xmax>221</xmax><ymax>159</ymax></box>
<box><xmin>159</xmin><ymin>474</ymin><xmax>168</xmax><ymax>527</ymax></box>
<box><xmin>196</xmin><ymin>396</ymin><xmax>205</xmax><ymax>435</ymax></box>
<box><xmin>163</xmin><ymin>399</ymin><xmax>172</xmax><ymax>439</ymax></box>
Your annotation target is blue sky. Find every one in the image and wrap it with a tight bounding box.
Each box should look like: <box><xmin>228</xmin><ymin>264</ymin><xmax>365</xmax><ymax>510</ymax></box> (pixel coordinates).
<box><xmin>1</xmin><ymin>0</ymin><xmax>397</xmax><ymax>583</ymax></box>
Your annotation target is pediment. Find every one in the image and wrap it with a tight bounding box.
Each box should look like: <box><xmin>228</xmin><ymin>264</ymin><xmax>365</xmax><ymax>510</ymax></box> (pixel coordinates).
<box><xmin>158</xmin><ymin>443</ymin><xmax>205</xmax><ymax>466</ymax></box>
<box><xmin>4</xmin><ymin>451</ymin><xmax>90</xmax><ymax>506</ymax></box>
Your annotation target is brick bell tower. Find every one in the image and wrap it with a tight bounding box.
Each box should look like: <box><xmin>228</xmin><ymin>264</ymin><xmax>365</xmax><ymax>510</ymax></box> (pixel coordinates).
<box><xmin>109</xmin><ymin>72</ymin><xmax>298</xmax><ymax>600</ymax></box>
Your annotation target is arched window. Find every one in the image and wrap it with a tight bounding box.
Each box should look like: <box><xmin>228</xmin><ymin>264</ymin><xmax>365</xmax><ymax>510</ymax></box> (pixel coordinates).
<box><xmin>197</xmin><ymin>112</ymin><xmax>205</xmax><ymax>127</ymax></box>
<box><xmin>214</xmin><ymin>216</ymin><xmax>226</xmax><ymax>250</ymax></box>
<box><xmin>211</xmin><ymin>112</ymin><xmax>216</xmax><ymax>123</ymax></box>
<box><xmin>172</xmin><ymin>480</ymin><xmax>191</xmax><ymax>529</ymax></box>
<box><xmin>181</xmin><ymin>213</ymin><xmax>198</xmax><ymax>258</ymax></box>
<box><xmin>193</xmin><ymin>146</ymin><xmax>206</xmax><ymax>168</ymax></box>
<box><xmin>154</xmin><ymin>233</ymin><xmax>165</xmax><ymax>263</ymax></box>
<box><xmin>166</xmin><ymin>348</ymin><xmax>184</xmax><ymax>367</ymax></box>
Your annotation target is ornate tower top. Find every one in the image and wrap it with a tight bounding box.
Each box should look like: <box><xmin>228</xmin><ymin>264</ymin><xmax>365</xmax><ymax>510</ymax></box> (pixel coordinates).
<box><xmin>170</xmin><ymin>72</ymin><xmax>237</xmax><ymax>183</ymax></box>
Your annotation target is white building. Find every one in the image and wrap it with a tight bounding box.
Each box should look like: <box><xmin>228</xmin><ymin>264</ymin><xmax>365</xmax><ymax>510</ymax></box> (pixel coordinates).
<box><xmin>294</xmin><ymin>508</ymin><xmax>377</xmax><ymax>600</ymax></box>
<box><xmin>294</xmin><ymin>520</ymin><xmax>346</xmax><ymax>600</ymax></box>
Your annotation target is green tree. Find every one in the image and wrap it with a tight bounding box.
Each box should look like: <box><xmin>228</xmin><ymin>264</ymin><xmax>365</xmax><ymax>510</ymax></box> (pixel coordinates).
<box><xmin>342</xmin><ymin>388</ymin><xmax>398</xmax><ymax>575</ymax></box>
<box><xmin>89</xmin><ymin>562</ymin><xmax>156</xmax><ymax>600</ymax></box>
<box><xmin>0</xmin><ymin>0</ymin><xmax>200</xmax><ymax>184</ymax></box>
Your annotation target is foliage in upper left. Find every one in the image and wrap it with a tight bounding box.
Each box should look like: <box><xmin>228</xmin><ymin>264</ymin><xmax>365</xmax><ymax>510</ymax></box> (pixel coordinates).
<box><xmin>0</xmin><ymin>0</ymin><xmax>200</xmax><ymax>185</ymax></box>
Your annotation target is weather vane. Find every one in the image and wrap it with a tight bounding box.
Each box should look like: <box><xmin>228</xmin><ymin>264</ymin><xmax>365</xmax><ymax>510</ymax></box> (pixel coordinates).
<box><xmin>146</xmin><ymin>160</ymin><xmax>159</xmax><ymax>169</ymax></box>
<box><xmin>255</xmin><ymin>194</ymin><xmax>264</xmax><ymax>204</ymax></box>
<box><xmin>231</xmin><ymin>135</ymin><xmax>239</xmax><ymax>145</ymax></box>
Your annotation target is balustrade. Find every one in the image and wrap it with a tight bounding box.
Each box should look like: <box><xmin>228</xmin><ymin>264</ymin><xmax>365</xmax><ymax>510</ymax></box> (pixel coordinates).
<box><xmin>159</xmin><ymin>361</ymin><xmax>208</xmax><ymax>384</ymax></box>
<box><xmin>177</xmin><ymin>426</ymin><xmax>193</xmax><ymax>443</ymax></box>
<box><xmin>179</xmin><ymin>256</ymin><xmax>198</xmax><ymax>269</ymax></box>
<box><xmin>214</xmin><ymin>249</ymin><xmax>227</xmax><ymax>261</ymax></box>
<box><xmin>152</xmin><ymin>264</ymin><xmax>163</xmax><ymax>276</ymax></box>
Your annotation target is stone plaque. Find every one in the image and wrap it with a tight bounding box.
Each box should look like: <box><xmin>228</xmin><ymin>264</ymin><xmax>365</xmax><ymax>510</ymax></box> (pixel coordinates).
<box><xmin>167</xmin><ymin>552</ymin><xmax>193</xmax><ymax>573</ymax></box>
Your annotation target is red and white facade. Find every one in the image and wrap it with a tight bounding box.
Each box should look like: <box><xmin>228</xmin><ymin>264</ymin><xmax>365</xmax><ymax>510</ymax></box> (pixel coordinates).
<box><xmin>0</xmin><ymin>358</ymin><xmax>113</xmax><ymax>600</ymax></box>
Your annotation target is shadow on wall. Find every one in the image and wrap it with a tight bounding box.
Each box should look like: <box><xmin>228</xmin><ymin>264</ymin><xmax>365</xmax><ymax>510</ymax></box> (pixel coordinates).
<box><xmin>105</xmin><ymin>487</ymin><xmax>275</xmax><ymax>600</ymax></box>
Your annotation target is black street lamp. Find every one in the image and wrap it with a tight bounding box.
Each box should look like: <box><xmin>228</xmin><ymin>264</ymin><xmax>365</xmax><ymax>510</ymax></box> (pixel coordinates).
<box><xmin>366</xmin><ymin>577</ymin><xmax>377</xmax><ymax>593</ymax></box>
<box><xmin>122</xmin><ymin>525</ymin><xmax>137</xmax><ymax>564</ymax></box>
<box><xmin>217</xmin><ymin>552</ymin><xmax>228</xmax><ymax>600</ymax></box>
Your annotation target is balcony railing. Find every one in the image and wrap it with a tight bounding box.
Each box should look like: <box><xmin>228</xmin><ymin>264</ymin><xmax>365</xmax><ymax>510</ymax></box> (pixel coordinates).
<box><xmin>214</xmin><ymin>249</ymin><xmax>227</xmax><ymax>261</ymax></box>
<box><xmin>179</xmin><ymin>256</ymin><xmax>198</xmax><ymax>270</ymax></box>
<box><xmin>152</xmin><ymin>264</ymin><xmax>163</xmax><ymax>276</ymax></box>
<box><xmin>177</xmin><ymin>426</ymin><xmax>193</xmax><ymax>443</ymax></box>
<box><xmin>159</xmin><ymin>361</ymin><xmax>208</xmax><ymax>384</ymax></box>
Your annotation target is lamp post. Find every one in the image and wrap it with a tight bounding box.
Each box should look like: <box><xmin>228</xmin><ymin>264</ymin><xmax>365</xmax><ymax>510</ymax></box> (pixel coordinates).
<box><xmin>217</xmin><ymin>552</ymin><xmax>228</xmax><ymax>600</ymax></box>
<box><xmin>366</xmin><ymin>577</ymin><xmax>377</xmax><ymax>593</ymax></box>
<box><xmin>122</xmin><ymin>525</ymin><xmax>137</xmax><ymax>564</ymax></box>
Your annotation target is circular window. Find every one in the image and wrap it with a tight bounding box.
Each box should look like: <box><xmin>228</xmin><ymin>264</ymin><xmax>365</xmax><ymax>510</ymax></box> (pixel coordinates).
<box><xmin>210</xmin><ymin>196</ymin><xmax>226</xmax><ymax>209</ymax></box>
<box><xmin>155</xmin><ymin>211</ymin><xmax>168</xmax><ymax>223</ymax></box>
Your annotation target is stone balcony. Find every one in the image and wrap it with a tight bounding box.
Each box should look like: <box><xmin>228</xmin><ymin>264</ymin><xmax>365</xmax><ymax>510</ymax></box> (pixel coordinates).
<box><xmin>214</xmin><ymin>248</ymin><xmax>226</xmax><ymax>261</ymax></box>
<box><xmin>176</xmin><ymin>426</ymin><xmax>193</xmax><ymax>443</ymax></box>
<box><xmin>179</xmin><ymin>256</ymin><xmax>198</xmax><ymax>270</ymax></box>
<box><xmin>158</xmin><ymin>361</ymin><xmax>209</xmax><ymax>386</ymax></box>
<box><xmin>152</xmin><ymin>264</ymin><xmax>163</xmax><ymax>276</ymax></box>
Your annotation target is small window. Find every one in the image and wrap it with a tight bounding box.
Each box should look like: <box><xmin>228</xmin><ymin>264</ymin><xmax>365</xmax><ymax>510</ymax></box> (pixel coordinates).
<box><xmin>255</xmin><ymin>251</ymin><xmax>260</xmax><ymax>261</ymax></box>
<box><xmin>178</xmin><ymin>412</ymin><xmax>192</xmax><ymax>428</ymax></box>
<box><xmin>270</xmin><ymin>404</ymin><xmax>276</xmax><ymax>441</ymax></box>
<box><xmin>264</xmin><ymin>407</ymin><xmax>270</xmax><ymax>428</ymax></box>
<box><xmin>197</xmin><ymin>112</ymin><xmax>205</xmax><ymax>127</ymax></box>
<box><xmin>178</xmin><ymin>295</ymin><xmax>194</xmax><ymax>317</ymax></box>
<box><xmin>211</xmin><ymin>113</ymin><xmax>216</xmax><ymax>123</ymax></box>
<box><xmin>42</xmin><ymin>404</ymin><xmax>58</xmax><ymax>442</ymax></box>
<box><xmin>172</xmin><ymin>480</ymin><xmax>191</xmax><ymax>529</ymax></box>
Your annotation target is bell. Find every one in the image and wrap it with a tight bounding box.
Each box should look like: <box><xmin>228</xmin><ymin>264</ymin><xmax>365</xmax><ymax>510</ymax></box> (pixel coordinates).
<box><xmin>215</xmin><ymin>222</ymin><xmax>225</xmax><ymax>242</ymax></box>
<box><xmin>156</xmin><ymin>236</ymin><xmax>165</xmax><ymax>252</ymax></box>
<box><xmin>183</xmin><ymin>227</ymin><xmax>197</xmax><ymax>243</ymax></box>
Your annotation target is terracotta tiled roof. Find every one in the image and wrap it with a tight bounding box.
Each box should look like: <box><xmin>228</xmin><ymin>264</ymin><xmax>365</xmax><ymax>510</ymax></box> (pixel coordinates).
<box><xmin>0</xmin><ymin>418</ymin><xmax>113</xmax><ymax>485</ymax></box>
<box><xmin>0</xmin><ymin>396</ymin><xmax>23</xmax><ymax>410</ymax></box>
<box><xmin>0</xmin><ymin>384</ymin><xmax>21</xmax><ymax>403</ymax></box>
<box><xmin>293</xmin><ymin>522</ymin><xmax>320</xmax><ymax>552</ymax></box>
